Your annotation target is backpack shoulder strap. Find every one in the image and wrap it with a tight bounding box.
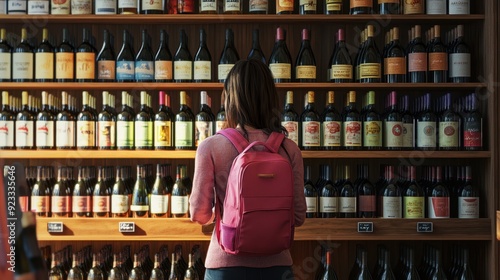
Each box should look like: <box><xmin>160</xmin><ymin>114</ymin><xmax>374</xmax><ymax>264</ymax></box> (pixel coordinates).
<box><xmin>265</xmin><ymin>132</ymin><xmax>285</xmax><ymax>153</ymax></box>
<box><xmin>217</xmin><ymin>128</ymin><xmax>249</xmax><ymax>153</ymax></box>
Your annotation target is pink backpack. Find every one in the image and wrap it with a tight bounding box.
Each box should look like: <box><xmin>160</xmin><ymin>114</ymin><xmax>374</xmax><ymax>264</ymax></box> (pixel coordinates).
<box><xmin>216</xmin><ymin>128</ymin><xmax>295</xmax><ymax>256</ymax></box>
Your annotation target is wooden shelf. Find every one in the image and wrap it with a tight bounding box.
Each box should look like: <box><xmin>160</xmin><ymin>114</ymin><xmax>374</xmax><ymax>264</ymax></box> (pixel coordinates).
<box><xmin>0</xmin><ymin>150</ymin><xmax>491</xmax><ymax>159</ymax></box>
<box><xmin>0</xmin><ymin>14</ymin><xmax>485</xmax><ymax>24</ymax></box>
<box><xmin>35</xmin><ymin>217</ymin><xmax>492</xmax><ymax>241</ymax></box>
<box><xmin>497</xmin><ymin>211</ymin><xmax>500</xmax><ymax>241</ymax></box>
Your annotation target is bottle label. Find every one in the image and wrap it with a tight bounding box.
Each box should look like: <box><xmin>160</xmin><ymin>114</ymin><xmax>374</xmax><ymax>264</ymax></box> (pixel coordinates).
<box><xmin>363</xmin><ymin>120</ymin><xmax>382</xmax><ymax>147</ymax></box>
<box><xmin>116</xmin><ymin>121</ymin><xmax>134</xmax><ymax>148</ymax></box>
<box><xmin>350</xmin><ymin>0</ymin><xmax>372</xmax><ymax>8</ymax></box>
<box><xmin>344</xmin><ymin>121</ymin><xmax>362</xmax><ymax>146</ymax></box>
<box><xmin>155</xmin><ymin>60</ymin><xmax>173</xmax><ymax>80</ymax></box>
<box><xmin>97</xmin><ymin>60</ymin><xmax>116</xmax><ymax>80</ymax></box>
<box><xmin>116</xmin><ymin>60</ymin><xmax>135</xmax><ymax>80</ymax></box>
<box><xmin>384</xmin><ymin>121</ymin><xmax>403</xmax><ymax>148</ymax></box>
<box><xmin>0</xmin><ymin>121</ymin><xmax>14</xmax><ymax>148</ymax></box>
<box><xmin>56</xmin><ymin>120</ymin><xmax>75</xmax><ymax>148</ymax></box>
<box><xmin>216</xmin><ymin>120</ymin><xmax>227</xmax><ymax>133</ymax></box>
<box><xmin>0</xmin><ymin>0</ymin><xmax>6</xmax><ymax>14</ymax></box>
<box><xmin>403</xmin><ymin>196</ymin><xmax>424</xmax><ymax>218</ymax></box>
<box><xmin>282</xmin><ymin>121</ymin><xmax>299</xmax><ymax>146</ymax></box>
<box><xmin>429</xmin><ymin>52</ymin><xmax>448</xmax><ymax>71</ymax></box>
<box><xmin>135</xmin><ymin>61</ymin><xmax>154</xmax><ymax>80</ymax></box>
<box><xmin>118</xmin><ymin>0</ymin><xmax>137</xmax><ymax>8</ymax></box>
<box><xmin>379</xmin><ymin>0</ymin><xmax>398</xmax><ymax>3</ymax></box>
<box><xmin>135</xmin><ymin>121</ymin><xmax>153</xmax><ymax>147</ymax></box>
<box><xmin>404</xmin><ymin>0</ymin><xmax>424</xmax><ymax>14</ymax></box>
<box><xmin>416</xmin><ymin>121</ymin><xmax>436</xmax><ymax>148</ymax></box>
<box><xmin>154</xmin><ymin>120</ymin><xmax>172</xmax><ymax>147</ymax></box>
<box><xmin>200</xmin><ymin>0</ymin><xmax>217</xmax><ymax>12</ymax></box>
<box><xmin>195</xmin><ymin>121</ymin><xmax>213</xmax><ymax>147</ymax></box>
<box><xmin>150</xmin><ymin>194</ymin><xmax>169</xmax><ymax>214</ymax></box>
<box><xmin>426</xmin><ymin>0</ymin><xmax>446</xmax><ymax>14</ymax></box>
<box><xmin>463</xmin><ymin>120</ymin><xmax>482</xmax><ymax>147</ymax></box>
<box><xmin>224</xmin><ymin>0</ymin><xmax>241</xmax><ymax>12</ymax></box>
<box><xmin>358</xmin><ymin>195</ymin><xmax>376</xmax><ymax>212</ymax></box>
<box><xmin>269</xmin><ymin>63</ymin><xmax>291</xmax><ymax>79</ymax></box>
<box><xmin>71</xmin><ymin>0</ymin><xmax>92</xmax><ymax>14</ymax></box>
<box><xmin>382</xmin><ymin>196</ymin><xmax>402</xmax><ymax>218</ymax></box>
<box><xmin>302</xmin><ymin>121</ymin><xmax>320</xmax><ymax>147</ymax></box>
<box><xmin>384</xmin><ymin>57</ymin><xmax>406</xmax><ymax>75</ymax></box>
<box><xmin>56</xmin><ymin>52</ymin><xmax>74</xmax><ymax>79</ymax></box>
<box><xmin>439</xmin><ymin>121</ymin><xmax>459</xmax><ymax>148</ymax></box>
<box><xmin>448</xmin><ymin>0</ymin><xmax>469</xmax><ymax>14</ymax></box>
<box><xmin>93</xmin><ymin>195</ymin><xmax>110</xmax><ymax>213</ymax></box>
<box><xmin>98</xmin><ymin>120</ymin><xmax>115</xmax><ymax>148</ymax></box>
<box><xmin>7</xmin><ymin>0</ymin><xmax>27</xmax><ymax>13</ymax></box>
<box><xmin>218</xmin><ymin>64</ymin><xmax>234</xmax><ymax>81</ymax></box>
<box><xmin>130</xmin><ymin>205</ymin><xmax>149</xmax><ymax>211</ymax></box>
<box><xmin>305</xmin><ymin>197</ymin><xmax>317</xmax><ymax>213</ymax></box>
<box><xmin>175</xmin><ymin>121</ymin><xmax>193</xmax><ymax>147</ymax></box>
<box><xmin>72</xmin><ymin>196</ymin><xmax>91</xmax><ymax>213</ymax></box>
<box><xmin>325</xmin><ymin>0</ymin><xmax>342</xmax><ymax>12</ymax></box>
<box><xmin>76</xmin><ymin>120</ymin><xmax>95</xmax><ymax>147</ymax></box>
<box><xmin>331</xmin><ymin>64</ymin><xmax>353</xmax><ymax>80</ymax></box>
<box><xmin>408</xmin><ymin>52</ymin><xmax>427</xmax><ymax>72</ymax></box>
<box><xmin>15</xmin><ymin>120</ymin><xmax>34</xmax><ymax>148</ymax></box>
<box><xmin>320</xmin><ymin>197</ymin><xmax>338</xmax><ymax>213</ymax></box>
<box><xmin>277</xmin><ymin>0</ymin><xmax>293</xmax><ymax>12</ymax></box>
<box><xmin>95</xmin><ymin>0</ymin><xmax>117</xmax><ymax>14</ymax></box>
<box><xmin>428</xmin><ymin>197</ymin><xmax>450</xmax><ymax>218</ymax></box>
<box><xmin>171</xmin><ymin>195</ymin><xmax>189</xmax><ymax>214</ymax></box>
<box><xmin>296</xmin><ymin>65</ymin><xmax>316</xmax><ymax>79</ymax></box>
<box><xmin>359</xmin><ymin>63</ymin><xmax>381</xmax><ymax>79</ymax></box>
<box><xmin>339</xmin><ymin>197</ymin><xmax>356</xmax><ymax>213</ymax></box>
<box><xmin>52</xmin><ymin>196</ymin><xmax>70</xmax><ymax>213</ymax></box>
<box><xmin>142</xmin><ymin>0</ymin><xmax>162</xmax><ymax>10</ymax></box>
<box><xmin>174</xmin><ymin>61</ymin><xmax>192</xmax><ymax>80</ymax></box>
<box><xmin>194</xmin><ymin>61</ymin><xmax>212</xmax><ymax>81</ymax></box>
<box><xmin>299</xmin><ymin>0</ymin><xmax>316</xmax><ymax>11</ymax></box>
<box><xmin>402</xmin><ymin>122</ymin><xmax>414</xmax><ymax>148</ymax></box>
<box><xmin>35</xmin><ymin>52</ymin><xmax>54</xmax><ymax>79</ymax></box>
<box><xmin>12</xmin><ymin>53</ymin><xmax>34</xmax><ymax>79</ymax></box>
<box><xmin>36</xmin><ymin>120</ymin><xmax>54</xmax><ymax>147</ymax></box>
<box><xmin>322</xmin><ymin>121</ymin><xmax>341</xmax><ymax>147</ymax></box>
<box><xmin>458</xmin><ymin>196</ymin><xmax>479</xmax><ymax>218</ymax></box>
<box><xmin>31</xmin><ymin>196</ymin><xmax>49</xmax><ymax>213</ymax></box>
<box><xmin>76</xmin><ymin>52</ymin><xmax>96</xmax><ymax>79</ymax></box>
<box><xmin>0</xmin><ymin>53</ymin><xmax>11</xmax><ymax>79</ymax></box>
<box><xmin>249</xmin><ymin>0</ymin><xmax>267</xmax><ymax>12</ymax></box>
<box><xmin>449</xmin><ymin>53</ymin><xmax>471</xmax><ymax>78</ymax></box>
<box><xmin>111</xmin><ymin>194</ymin><xmax>129</xmax><ymax>214</ymax></box>
<box><xmin>27</xmin><ymin>0</ymin><xmax>49</xmax><ymax>14</ymax></box>
<box><xmin>51</xmin><ymin>0</ymin><xmax>70</xmax><ymax>14</ymax></box>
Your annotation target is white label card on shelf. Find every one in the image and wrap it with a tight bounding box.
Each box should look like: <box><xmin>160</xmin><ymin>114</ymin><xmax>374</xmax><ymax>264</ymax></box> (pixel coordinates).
<box><xmin>119</xmin><ymin>222</ymin><xmax>135</xmax><ymax>233</ymax></box>
<box><xmin>47</xmin><ymin>222</ymin><xmax>63</xmax><ymax>233</ymax></box>
<box><xmin>417</xmin><ymin>222</ymin><xmax>433</xmax><ymax>233</ymax></box>
<box><xmin>357</xmin><ymin>222</ymin><xmax>373</xmax><ymax>233</ymax></box>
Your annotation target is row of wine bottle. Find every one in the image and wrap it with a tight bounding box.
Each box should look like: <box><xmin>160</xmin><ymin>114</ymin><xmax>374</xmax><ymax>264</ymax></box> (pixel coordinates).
<box><xmin>0</xmin><ymin>0</ymin><xmax>472</xmax><ymax>15</ymax></box>
<box><xmin>0</xmin><ymin>23</ymin><xmax>472</xmax><ymax>83</ymax></box>
<box><xmin>304</xmin><ymin>164</ymin><xmax>480</xmax><ymax>219</ymax></box>
<box><xmin>0</xmin><ymin>89</ymin><xmax>484</xmax><ymax>151</ymax></box>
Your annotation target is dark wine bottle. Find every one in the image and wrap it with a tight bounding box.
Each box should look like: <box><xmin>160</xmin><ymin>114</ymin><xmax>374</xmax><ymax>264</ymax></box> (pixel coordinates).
<box><xmin>93</xmin><ymin>167</ymin><xmax>110</xmax><ymax>218</ymax></box>
<box><xmin>15</xmin><ymin>91</ymin><xmax>35</xmax><ymax>149</ymax></box>
<box><xmin>281</xmin><ymin>91</ymin><xmax>300</xmax><ymax>146</ymax></box>
<box><xmin>458</xmin><ymin>166</ymin><xmax>479</xmax><ymax>218</ymax></box>
<box><xmin>379</xmin><ymin>0</ymin><xmax>400</xmax><ymax>14</ymax></box>
<box><xmin>247</xmin><ymin>29</ymin><xmax>266</xmax><ymax>64</ymax></box>
<box><xmin>12</xmin><ymin>27</ymin><xmax>34</xmax><ymax>82</ymax></box>
<box><xmin>87</xmin><ymin>253</ymin><xmax>105</xmax><ymax>280</ymax></box>
<box><xmin>355</xmin><ymin>249</ymin><xmax>373</xmax><ymax>280</ymax></box>
<box><xmin>48</xmin><ymin>253</ymin><xmax>65</xmax><ymax>279</ymax></box>
<box><xmin>438</xmin><ymin>93</ymin><xmax>461</xmax><ymax>151</ymax></box>
<box><xmin>215</xmin><ymin>92</ymin><xmax>227</xmax><ymax>133</ymax></box>
<box><xmin>155</xmin><ymin>30</ymin><xmax>173</xmax><ymax>82</ymax></box>
<box><xmin>35</xmin><ymin>28</ymin><xmax>54</xmax><ymax>82</ymax></box>
<box><xmin>171</xmin><ymin>164</ymin><xmax>189</xmax><ymax>218</ymax></box>
<box><xmin>359</xmin><ymin>25</ymin><xmax>381</xmax><ymax>83</ymax></box>
<box><xmin>76</xmin><ymin>91</ymin><xmax>96</xmax><ymax>149</ymax></box>
<box><xmin>173</xmin><ymin>29</ymin><xmax>193</xmax><ymax>82</ymax></box>
<box><xmin>199</xmin><ymin>0</ymin><xmax>218</xmax><ymax>13</ymax></box>
<box><xmin>73</xmin><ymin>166</ymin><xmax>92</xmax><ymax>218</ymax></box>
<box><xmin>403</xmin><ymin>165</ymin><xmax>425</xmax><ymax>218</ymax></box>
<box><xmin>449</xmin><ymin>25</ymin><xmax>471</xmax><ymax>83</ymax></box>
<box><xmin>416</xmin><ymin>93</ymin><xmax>437</xmax><ymax>151</ymax></box>
<box><xmin>319</xmin><ymin>165</ymin><xmax>339</xmax><ymax>218</ymax></box>
<box><xmin>356</xmin><ymin>165</ymin><xmax>377</xmax><ymax>218</ymax></box>
<box><xmin>131</xmin><ymin>165</ymin><xmax>150</xmax><ymax>218</ymax></box>
<box><xmin>426</xmin><ymin>0</ymin><xmax>446</xmax><ymax>14</ymax></box>
<box><xmin>379</xmin><ymin>250</ymin><xmax>397</xmax><ymax>280</ymax></box>
<box><xmin>31</xmin><ymin>166</ymin><xmax>50</xmax><ymax>217</ymax></box>
<box><xmin>116</xmin><ymin>91</ymin><xmax>134</xmax><ymax>149</ymax></box>
<box><xmin>150</xmin><ymin>164</ymin><xmax>170</xmax><ymax>218</ymax></box>
<box><xmin>384</xmin><ymin>27</ymin><xmax>406</xmax><ymax>83</ymax></box>
<box><xmin>463</xmin><ymin>93</ymin><xmax>482</xmax><ymax>150</ymax></box>
<box><xmin>362</xmin><ymin>90</ymin><xmax>382</xmax><ymax>150</ymax></box>
<box><xmin>150</xmin><ymin>253</ymin><xmax>165</xmax><ymax>280</ymax></box>
<box><xmin>118</xmin><ymin>0</ymin><xmax>138</xmax><ymax>14</ymax></box>
<box><xmin>350</xmin><ymin>0</ymin><xmax>373</xmax><ymax>14</ymax></box>
<box><xmin>55</xmin><ymin>28</ymin><xmax>75</xmax><ymax>82</ymax></box>
<box><xmin>218</xmin><ymin>28</ymin><xmax>239</xmax><ymax>83</ymax></box>
<box><xmin>428</xmin><ymin>25</ymin><xmax>448</xmax><ymax>83</ymax></box>
<box><xmin>116</xmin><ymin>30</ymin><xmax>135</xmax><ymax>82</ymax></box>
<box><xmin>36</xmin><ymin>91</ymin><xmax>55</xmax><ymax>149</ymax></box>
<box><xmin>96</xmin><ymin>29</ymin><xmax>116</xmax><ymax>82</ymax></box>
<box><xmin>301</xmin><ymin>91</ymin><xmax>321</xmax><ymax>150</ymax></box>
<box><xmin>384</xmin><ymin>91</ymin><xmax>403</xmax><ymax>150</ymax></box>
<box><xmin>321</xmin><ymin>91</ymin><xmax>342</xmax><ymax>150</ymax></box>
<box><xmin>324</xmin><ymin>0</ymin><xmax>342</xmax><ymax>14</ymax></box>
<box><xmin>193</xmin><ymin>28</ymin><xmax>212</xmax><ymax>83</ymax></box>
<box><xmin>428</xmin><ymin>166</ymin><xmax>450</xmax><ymax>218</ymax></box>
<box><xmin>0</xmin><ymin>91</ymin><xmax>15</xmax><ymax>149</ymax></box>
<box><xmin>339</xmin><ymin>165</ymin><xmax>357</xmax><ymax>218</ymax></box>
<box><xmin>75</xmin><ymin>28</ymin><xmax>96</xmax><ymax>82</ymax></box>
<box><xmin>304</xmin><ymin>165</ymin><xmax>318</xmax><ymax>218</ymax></box>
<box><xmin>155</xmin><ymin>91</ymin><xmax>174</xmax><ymax>150</ymax></box>
<box><xmin>381</xmin><ymin>166</ymin><xmax>402</xmax><ymax>218</ymax></box>
<box><xmin>56</xmin><ymin>91</ymin><xmax>76</xmax><ymax>149</ymax></box>
<box><xmin>135</xmin><ymin>91</ymin><xmax>154</xmax><ymax>150</ymax></box>
<box><xmin>195</xmin><ymin>91</ymin><xmax>214</xmax><ymax>147</ymax></box>
<box><xmin>299</xmin><ymin>0</ymin><xmax>316</xmax><ymax>14</ymax></box>
<box><xmin>321</xmin><ymin>249</ymin><xmax>339</xmax><ymax>280</ymax></box>
<box><xmin>178</xmin><ymin>0</ymin><xmax>195</xmax><ymax>13</ymax></box>
<box><xmin>175</xmin><ymin>91</ymin><xmax>195</xmax><ymax>150</ymax></box>
<box><xmin>94</xmin><ymin>0</ymin><xmax>117</xmax><ymax>14</ymax></box>
<box><xmin>97</xmin><ymin>91</ymin><xmax>116</xmax><ymax>149</ymax></box>
<box><xmin>330</xmin><ymin>28</ymin><xmax>353</xmax><ymax>83</ymax></box>
<box><xmin>295</xmin><ymin>28</ymin><xmax>316</xmax><ymax>82</ymax></box>
<box><xmin>401</xmin><ymin>95</ymin><xmax>414</xmax><ymax>149</ymax></box>
<box><xmin>140</xmin><ymin>0</ymin><xmax>163</xmax><ymax>13</ymax></box>
<box><xmin>408</xmin><ymin>25</ymin><xmax>427</xmax><ymax>83</ymax></box>
<box><xmin>135</xmin><ymin>29</ymin><xmax>155</xmax><ymax>82</ymax></box>
<box><xmin>67</xmin><ymin>253</ymin><xmax>84</xmax><ymax>280</ymax></box>
<box><xmin>268</xmin><ymin>26</ymin><xmax>292</xmax><ymax>83</ymax></box>
<box><xmin>111</xmin><ymin>166</ymin><xmax>129</xmax><ymax>218</ymax></box>
<box><xmin>0</xmin><ymin>28</ymin><xmax>12</xmax><ymax>82</ymax></box>
<box><xmin>343</xmin><ymin>91</ymin><xmax>362</xmax><ymax>150</ymax></box>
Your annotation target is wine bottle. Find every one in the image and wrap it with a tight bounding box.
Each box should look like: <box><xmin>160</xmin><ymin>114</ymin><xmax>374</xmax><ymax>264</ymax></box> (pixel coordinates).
<box><xmin>324</xmin><ymin>0</ymin><xmax>342</xmax><ymax>14</ymax></box>
<box><xmin>175</xmin><ymin>91</ymin><xmax>195</xmax><ymax>150</ymax></box>
<box><xmin>339</xmin><ymin>165</ymin><xmax>357</xmax><ymax>218</ymax></box>
<box><xmin>215</xmin><ymin>92</ymin><xmax>227</xmax><ymax>132</ymax></box>
<box><xmin>408</xmin><ymin>25</ymin><xmax>427</xmax><ymax>83</ymax></box>
<box><xmin>281</xmin><ymin>90</ymin><xmax>300</xmax><ymax>146</ymax></box>
<box><xmin>378</xmin><ymin>0</ymin><xmax>400</xmax><ymax>14</ymax></box>
<box><xmin>195</xmin><ymin>91</ymin><xmax>214</xmax><ymax>146</ymax></box>
<box><xmin>0</xmin><ymin>91</ymin><xmax>15</xmax><ymax>149</ymax></box>
<box><xmin>168</xmin><ymin>252</ymin><xmax>178</xmax><ymax>279</ymax></box>
<box><xmin>7</xmin><ymin>0</ymin><xmax>27</xmax><ymax>14</ymax></box>
<box><xmin>449</xmin><ymin>25</ymin><xmax>471</xmax><ymax>83</ymax></box>
<box><xmin>320</xmin><ymin>249</ymin><xmax>339</xmax><ymax>280</ymax></box>
<box><xmin>449</xmin><ymin>0</ymin><xmax>469</xmax><ymax>14</ymax></box>
<box><xmin>73</xmin><ymin>166</ymin><xmax>92</xmax><ymax>218</ymax></box>
<box><xmin>359</xmin><ymin>25</ymin><xmax>381</xmax><ymax>83</ymax></box>
<box><xmin>173</xmin><ymin>29</ymin><xmax>193</xmax><ymax>82</ymax></box>
<box><xmin>131</xmin><ymin>165</ymin><xmax>150</xmax><ymax>218</ymax></box>
<box><xmin>12</xmin><ymin>27</ymin><xmax>34</xmax><ymax>82</ymax></box>
<box><xmin>111</xmin><ymin>166</ymin><xmax>129</xmax><ymax>218</ymax></box>
<box><xmin>93</xmin><ymin>0</ymin><xmax>117</xmax><ymax>14</ymax></box>
<box><xmin>178</xmin><ymin>0</ymin><xmax>195</xmax><ymax>13</ymax></box>
<box><xmin>249</xmin><ymin>0</ymin><xmax>267</xmax><ymax>13</ymax></box>
<box><xmin>384</xmin><ymin>27</ymin><xmax>406</xmax><ymax>83</ymax></box>
<box><xmin>150</xmin><ymin>253</ymin><xmax>165</xmax><ymax>279</ymax></box>
<box><xmin>428</xmin><ymin>166</ymin><xmax>450</xmax><ymax>218</ymax></box>
<box><xmin>304</xmin><ymin>165</ymin><xmax>318</xmax><ymax>218</ymax></box>
<box><xmin>199</xmin><ymin>0</ymin><xmax>217</xmax><ymax>13</ymax></box>
<box><xmin>404</xmin><ymin>0</ymin><xmax>423</xmax><ymax>14</ymax></box>
<box><xmin>384</xmin><ymin>91</ymin><xmax>403</xmax><ymax>150</ymax></box>
<box><xmin>48</xmin><ymin>252</ymin><xmax>65</xmax><ymax>279</ymax></box>
<box><xmin>140</xmin><ymin>0</ymin><xmax>163</xmax><ymax>13</ymax></box>
<box><xmin>56</xmin><ymin>91</ymin><xmax>76</xmax><ymax>149</ymax></box>
<box><xmin>184</xmin><ymin>253</ymin><xmax>199</xmax><ymax>280</ymax></box>
<box><xmin>87</xmin><ymin>253</ymin><xmax>105</xmax><ymax>280</ymax></box>
<box><xmin>269</xmin><ymin>27</ymin><xmax>292</xmax><ymax>83</ymax></box>
<box><xmin>171</xmin><ymin>165</ymin><xmax>189</xmax><ymax>218</ymax></box>
<box><xmin>362</xmin><ymin>90</ymin><xmax>382</xmax><ymax>150</ymax></box>
<box><xmin>97</xmin><ymin>91</ymin><xmax>116</xmax><ymax>149</ymax></box>
<box><xmin>154</xmin><ymin>91</ymin><xmax>174</xmax><ymax>150</ymax></box>
<box><xmin>155</xmin><ymin>29</ymin><xmax>173</xmax><ymax>82</ymax></box>
<box><xmin>96</xmin><ymin>29</ymin><xmax>116</xmax><ymax>82</ymax></box>
<box><xmin>301</xmin><ymin>91</ymin><xmax>321</xmax><ymax>150</ymax></box>
<box><xmin>458</xmin><ymin>166</ymin><xmax>479</xmax><ymax>219</ymax></box>
<box><xmin>135</xmin><ymin>29</ymin><xmax>155</xmax><ymax>82</ymax></box>
<box><xmin>403</xmin><ymin>165</ymin><xmax>425</xmax><ymax>218</ymax></box>
<box><xmin>55</xmin><ymin>28</ymin><xmax>75</xmax><ymax>82</ymax></box>
<box><xmin>30</xmin><ymin>166</ymin><xmax>50</xmax><ymax>217</ymax></box>
<box><xmin>75</xmin><ymin>28</ymin><xmax>96</xmax><ymax>82</ymax></box>
<box><xmin>51</xmin><ymin>167</ymin><xmax>71</xmax><ymax>218</ymax></box>
<box><xmin>36</xmin><ymin>91</ymin><xmax>55</xmax><ymax>149</ymax></box>
<box><xmin>70</xmin><ymin>0</ymin><xmax>92</xmax><ymax>14</ymax></box>
<box><xmin>118</xmin><ymin>0</ymin><xmax>137</xmax><ymax>13</ymax></box>
<box><xmin>15</xmin><ymin>91</ymin><xmax>35</xmax><ymax>149</ymax></box>
<box><xmin>93</xmin><ymin>167</ymin><xmax>110</xmax><ymax>218</ymax></box>
<box><xmin>0</xmin><ymin>28</ymin><xmax>12</xmax><ymax>81</ymax></box>
<box><xmin>76</xmin><ymin>91</ymin><xmax>96</xmax><ymax>149</ymax></box>
<box><xmin>193</xmin><ymin>28</ymin><xmax>212</xmax><ymax>83</ymax></box>
<box><xmin>116</xmin><ymin>29</ymin><xmax>136</xmax><ymax>82</ymax></box>
<box><xmin>218</xmin><ymin>28</ymin><xmax>239</xmax><ymax>83</ymax></box>
<box><xmin>35</xmin><ymin>27</ymin><xmax>54</xmax><ymax>82</ymax></box>
<box><xmin>416</xmin><ymin>93</ymin><xmax>437</xmax><ymax>150</ymax></box>
<box><xmin>247</xmin><ymin>29</ymin><xmax>266</xmax><ymax>64</ymax></box>
<box><xmin>321</xmin><ymin>91</ymin><xmax>342</xmax><ymax>150</ymax></box>
<box><xmin>428</xmin><ymin>25</ymin><xmax>448</xmax><ymax>83</ymax></box>
<box><xmin>295</xmin><ymin>28</ymin><xmax>316</xmax><ymax>82</ymax></box>
<box><xmin>150</xmin><ymin>164</ymin><xmax>170</xmax><ymax>218</ymax></box>
<box><xmin>356</xmin><ymin>165</ymin><xmax>376</xmax><ymax>218</ymax></box>
<box><xmin>381</xmin><ymin>166</ymin><xmax>402</xmax><ymax>218</ymax></box>
<box><xmin>343</xmin><ymin>91</ymin><xmax>362</xmax><ymax>150</ymax></box>
<box><xmin>27</xmin><ymin>0</ymin><xmax>49</xmax><ymax>14</ymax></box>
<box><xmin>438</xmin><ymin>93</ymin><xmax>461</xmax><ymax>151</ymax></box>
<box><xmin>135</xmin><ymin>91</ymin><xmax>154</xmax><ymax>150</ymax></box>
<box><xmin>330</xmin><ymin>28</ymin><xmax>353</xmax><ymax>83</ymax></box>
<box><xmin>222</xmin><ymin>0</ymin><xmax>242</xmax><ymax>13</ymax></box>
<box><xmin>116</xmin><ymin>91</ymin><xmax>134</xmax><ymax>149</ymax></box>
<box><xmin>426</xmin><ymin>0</ymin><xmax>446</xmax><ymax>14</ymax></box>
<box><xmin>319</xmin><ymin>165</ymin><xmax>339</xmax><ymax>218</ymax></box>
<box><xmin>400</xmin><ymin>95</ymin><xmax>414</xmax><ymax>150</ymax></box>
<box><xmin>350</xmin><ymin>0</ymin><xmax>373</xmax><ymax>14</ymax></box>
<box><xmin>463</xmin><ymin>93</ymin><xmax>482</xmax><ymax>150</ymax></box>
<box><xmin>299</xmin><ymin>0</ymin><xmax>316</xmax><ymax>14</ymax></box>
<box><xmin>67</xmin><ymin>253</ymin><xmax>84</xmax><ymax>280</ymax></box>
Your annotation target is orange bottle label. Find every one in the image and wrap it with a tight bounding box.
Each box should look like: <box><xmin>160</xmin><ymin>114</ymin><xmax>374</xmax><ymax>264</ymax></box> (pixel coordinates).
<box><xmin>350</xmin><ymin>0</ymin><xmax>372</xmax><ymax>8</ymax></box>
<box><xmin>384</xmin><ymin>57</ymin><xmax>406</xmax><ymax>75</ymax></box>
<box><xmin>76</xmin><ymin>52</ymin><xmax>96</xmax><ymax>79</ymax></box>
<box><xmin>408</xmin><ymin>53</ymin><xmax>427</xmax><ymax>72</ymax></box>
<box><xmin>429</xmin><ymin>52</ymin><xmax>448</xmax><ymax>71</ymax></box>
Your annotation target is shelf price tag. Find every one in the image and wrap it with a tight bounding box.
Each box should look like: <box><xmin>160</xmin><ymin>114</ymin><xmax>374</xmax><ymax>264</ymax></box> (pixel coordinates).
<box><xmin>417</xmin><ymin>222</ymin><xmax>433</xmax><ymax>233</ymax></box>
<box><xmin>47</xmin><ymin>222</ymin><xmax>64</xmax><ymax>233</ymax></box>
<box><xmin>357</xmin><ymin>222</ymin><xmax>373</xmax><ymax>233</ymax></box>
<box><xmin>119</xmin><ymin>222</ymin><xmax>135</xmax><ymax>233</ymax></box>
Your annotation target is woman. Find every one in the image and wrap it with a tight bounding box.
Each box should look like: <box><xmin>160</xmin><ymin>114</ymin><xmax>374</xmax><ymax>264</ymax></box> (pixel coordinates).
<box><xmin>189</xmin><ymin>59</ymin><xmax>306</xmax><ymax>280</ymax></box>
